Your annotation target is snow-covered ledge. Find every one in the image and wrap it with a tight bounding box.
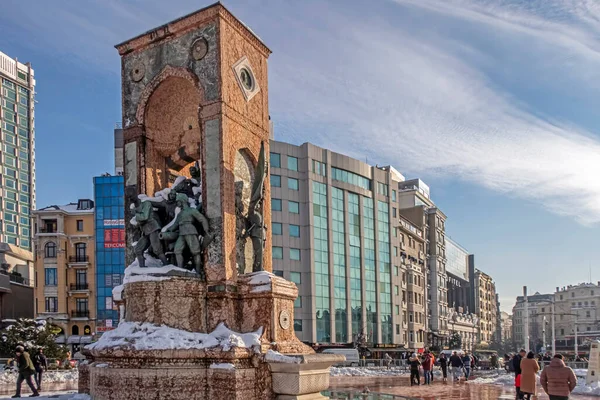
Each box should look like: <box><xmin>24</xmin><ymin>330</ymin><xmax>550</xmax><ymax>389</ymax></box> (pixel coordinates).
<box><xmin>267</xmin><ymin>353</ymin><xmax>345</xmax><ymax>399</ymax></box>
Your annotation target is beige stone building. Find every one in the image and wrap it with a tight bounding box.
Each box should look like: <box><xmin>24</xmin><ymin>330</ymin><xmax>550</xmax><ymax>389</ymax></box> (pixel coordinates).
<box><xmin>33</xmin><ymin>199</ymin><xmax>96</xmax><ymax>351</ymax></box>
<box><xmin>554</xmin><ymin>282</ymin><xmax>600</xmax><ymax>354</ymax></box>
<box><xmin>500</xmin><ymin>311</ymin><xmax>513</xmax><ymax>343</ymax></box>
<box><xmin>474</xmin><ymin>269</ymin><xmax>497</xmax><ymax>345</ymax></box>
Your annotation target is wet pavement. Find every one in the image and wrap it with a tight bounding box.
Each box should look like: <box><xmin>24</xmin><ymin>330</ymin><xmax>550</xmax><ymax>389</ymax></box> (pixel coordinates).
<box><xmin>330</xmin><ymin>376</ymin><xmax>598</xmax><ymax>399</ymax></box>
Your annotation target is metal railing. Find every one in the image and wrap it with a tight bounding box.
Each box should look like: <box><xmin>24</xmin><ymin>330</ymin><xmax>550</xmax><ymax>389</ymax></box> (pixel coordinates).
<box><xmin>68</xmin><ymin>255</ymin><xmax>89</xmax><ymax>263</ymax></box>
<box><xmin>39</xmin><ymin>227</ymin><xmax>58</xmax><ymax>233</ymax></box>
<box><xmin>0</xmin><ymin>270</ymin><xmax>32</xmax><ymax>286</ymax></box>
<box><xmin>69</xmin><ymin>283</ymin><xmax>89</xmax><ymax>291</ymax></box>
<box><xmin>71</xmin><ymin>310</ymin><xmax>90</xmax><ymax>318</ymax></box>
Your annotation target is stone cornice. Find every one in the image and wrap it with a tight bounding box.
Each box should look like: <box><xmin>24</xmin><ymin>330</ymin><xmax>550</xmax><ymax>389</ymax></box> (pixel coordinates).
<box><xmin>115</xmin><ymin>3</ymin><xmax>271</xmax><ymax>58</ymax></box>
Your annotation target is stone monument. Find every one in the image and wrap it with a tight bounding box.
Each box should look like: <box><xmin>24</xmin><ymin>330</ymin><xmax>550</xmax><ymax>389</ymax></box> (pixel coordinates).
<box><xmin>80</xmin><ymin>3</ymin><xmax>343</xmax><ymax>399</ymax></box>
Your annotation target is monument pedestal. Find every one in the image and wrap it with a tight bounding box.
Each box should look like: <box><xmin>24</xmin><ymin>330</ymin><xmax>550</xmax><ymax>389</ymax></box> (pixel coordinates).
<box><xmin>84</xmin><ymin>271</ymin><xmax>341</xmax><ymax>400</ymax></box>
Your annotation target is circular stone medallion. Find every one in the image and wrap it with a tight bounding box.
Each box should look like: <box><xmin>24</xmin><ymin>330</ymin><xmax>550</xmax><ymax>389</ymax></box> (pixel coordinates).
<box><xmin>191</xmin><ymin>38</ymin><xmax>208</xmax><ymax>61</ymax></box>
<box><xmin>279</xmin><ymin>310</ymin><xmax>291</xmax><ymax>330</ymax></box>
<box><xmin>130</xmin><ymin>61</ymin><xmax>145</xmax><ymax>82</ymax></box>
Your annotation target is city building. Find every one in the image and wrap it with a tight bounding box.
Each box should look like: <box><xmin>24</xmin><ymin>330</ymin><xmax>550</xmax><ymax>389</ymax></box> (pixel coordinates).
<box><xmin>473</xmin><ymin>268</ymin><xmax>498</xmax><ymax>345</ymax></box>
<box><xmin>446</xmin><ymin>237</ymin><xmax>471</xmax><ymax>314</ymax></box>
<box><xmin>500</xmin><ymin>311</ymin><xmax>513</xmax><ymax>343</ymax></box>
<box><xmin>512</xmin><ymin>292</ymin><xmax>553</xmax><ymax>351</ymax></box>
<box><xmin>397</xmin><ymin>180</ymin><xmax>449</xmax><ymax>348</ymax></box>
<box><xmin>448</xmin><ymin>309</ymin><xmax>479</xmax><ymax>352</ymax></box>
<box><xmin>0</xmin><ymin>50</ymin><xmax>36</xmax><ymax>250</ymax></box>
<box><xmin>93</xmin><ymin>175</ymin><xmax>125</xmax><ymax>336</ymax></box>
<box><xmin>554</xmin><ymin>282</ymin><xmax>600</xmax><ymax>354</ymax></box>
<box><xmin>114</xmin><ymin>125</ymin><xmax>123</xmax><ymax>176</ymax></box>
<box><xmin>270</xmin><ymin>140</ymin><xmax>448</xmax><ymax>352</ymax></box>
<box><xmin>0</xmin><ymin>243</ymin><xmax>34</xmax><ymax>324</ymax></box>
<box><xmin>33</xmin><ymin>199</ymin><xmax>96</xmax><ymax>352</ymax></box>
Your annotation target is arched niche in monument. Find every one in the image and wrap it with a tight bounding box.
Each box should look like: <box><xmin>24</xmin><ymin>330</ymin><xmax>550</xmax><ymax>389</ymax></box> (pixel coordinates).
<box><xmin>142</xmin><ymin>74</ymin><xmax>202</xmax><ymax>194</ymax></box>
<box><xmin>234</xmin><ymin>148</ymin><xmax>255</xmax><ymax>275</ymax></box>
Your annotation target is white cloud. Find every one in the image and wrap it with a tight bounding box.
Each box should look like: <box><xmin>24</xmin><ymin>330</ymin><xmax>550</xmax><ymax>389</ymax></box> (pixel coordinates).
<box><xmin>4</xmin><ymin>0</ymin><xmax>600</xmax><ymax>224</ymax></box>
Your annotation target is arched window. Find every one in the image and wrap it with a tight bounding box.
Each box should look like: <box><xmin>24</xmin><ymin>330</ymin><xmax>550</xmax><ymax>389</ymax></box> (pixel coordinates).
<box><xmin>71</xmin><ymin>325</ymin><xmax>79</xmax><ymax>335</ymax></box>
<box><xmin>75</xmin><ymin>243</ymin><xmax>87</xmax><ymax>262</ymax></box>
<box><xmin>45</xmin><ymin>242</ymin><xmax>57</xmax><ymax>258</ymax></box>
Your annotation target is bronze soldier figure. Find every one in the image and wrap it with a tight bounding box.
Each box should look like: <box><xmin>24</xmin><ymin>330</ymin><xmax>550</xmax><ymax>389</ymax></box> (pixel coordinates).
<box><xmin>127</xmin><ymin>191</ymin><xmax>168</xmax><ymax>268</ymax></box>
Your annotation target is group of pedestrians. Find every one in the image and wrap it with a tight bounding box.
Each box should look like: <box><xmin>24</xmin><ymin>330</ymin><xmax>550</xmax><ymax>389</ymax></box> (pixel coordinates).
<box><xmin>11</xmin><ymin>345</ymin><xmax>48</xmax><ymax>398</ymax></box>
<box><xmin>512</xmin><ymin>348</ymin><xmax>578</xmax><ymax>400</ymax></box>
<box><xmin>408</xmin><ymin>351</ymin><xmax>436</xmax><ymax>385</ymax></box>
<box><xmin>448</xmin><ymin>351</ymin><xmax>475</xmax><ymax>382</ymax></box>
<box><xmin>407</xmin><ymin>350</ymin><xmax>478</xmax><ymax>386</ymax></box>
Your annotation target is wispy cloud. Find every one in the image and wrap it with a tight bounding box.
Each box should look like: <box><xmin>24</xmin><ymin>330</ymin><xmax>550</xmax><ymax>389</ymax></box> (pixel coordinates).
<box><xmin>3</xmin><ymin>0</ymin><xmax>600</xmax><ymax>223</ymax></box>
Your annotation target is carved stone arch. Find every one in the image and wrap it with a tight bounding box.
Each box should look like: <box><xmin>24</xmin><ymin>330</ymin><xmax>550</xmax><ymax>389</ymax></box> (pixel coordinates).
<box><xmin>234</xmin><ymin>148</ymin><xmax>256</xmax><ymax>276</ymax></box>
<box><xmin>138</xmin><ymin>66</ymin><xmax>205</xmax><ymax>194</ymax></box>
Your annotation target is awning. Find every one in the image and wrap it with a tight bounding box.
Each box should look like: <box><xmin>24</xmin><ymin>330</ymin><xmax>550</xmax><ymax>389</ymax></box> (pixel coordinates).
<box><xmin>67</xmin><ymin>335</ymin><xmax>93</xmax><ymax>344</ymax></box>
<box><xmin>55</xmin><ymin>335</ymin><xmax>66</xmax><ymax>344</ymax></box>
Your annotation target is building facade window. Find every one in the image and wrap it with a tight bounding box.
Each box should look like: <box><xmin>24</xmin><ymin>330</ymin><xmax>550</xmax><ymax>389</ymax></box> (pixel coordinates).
<box><xmin>332</xmin><ymin>167</ymin><xmax>371</xmax><ymax>191</ymax></box>
<box><xmin>313</xmin><ymin>181</ymin><xmax>330</xmax><ymax>342</ymax></box>
<box><xmin>287</xmin><ymin>156</ymin><xmax>298</xmax><ymax>171</ymax></box>
<box><xmin>332</xmin><ymin>187</ymin><xmax>347</xmax><ymax>342</ymax></box>
<box><xmin>45</xmin><ymin>242</ymin><xmax>57</xmax><ymax>258</ymax></box>
<box><xmin>348</xmin><ymin>193</ymin><xmax>362</xmax><ymax>338</ymax></box>
<box><xmin>45</xmin><ymin>297</ymin><xmax>58</xmax><ymax>312</ymax></box>
<box><xmin>271</xmin><ymin>199</ymin><xmax>282</xmax><ymax>211</ymax></box>
<box><xmin>363</xmin><ymin>197</ymin><xmax>377</xmax><ymax>343</ymax></box>
<box><xmin>272</xmin><ymin>247</ymin><xmax>283</xmax><ymax>259</ymax></box>
<box><xmin>270</xmin><ymin>153</ymin><xmax>280</xmax><ymax>168</ymax></box>
<box><xmin>288</xmin><ymin>177</ymin><xmax>299</xmax><ymax>190</ymax></box>
<box><xmin>294</xmin><ymin>319</ymin><xmax>303</xmax><ymax>332</ymax></box>
<box><xmin>290</xmin><ymin>248</ymin><xmax>301</xmax><ymax>261</ymax></box>
<box><xmin>312</xmin><ymin>160</ymin><xmax>326</xmax><ymax>176</ymax></box>
<box><xmin>77</xmin><ymin>220</ymin><xmax>84</xmax><ymax>231</ymax></box>
<box><xmin>289</xmin><ymin>201</ymin><xmax>299</xmax><ymax>214</ymax></box>
<box><xmin>290</xmin><ymin>272</ymin><xmax>301</xmax><ymax>284</ymax></box>
<box><xmin>44</xmin><ymin>268</ymin><xmax>57</xmax><ymax>286</ymax></box>
<box><xmin>270</xmin><ymin>174</ymin><xmax>281</xmax><ymax>187</ymax></box>
<box><xmin>272</xmin><ymin>222</ymin><xmax>282</xmax><ymax>235</ymax></box>
<box><xmin>289</xmin><ymin>224</ymin><xmax>300</xmax><ymax>237</ymax></box>
<box><xmin>75</xmin><ymin>243</ymin><xmax>87</xmax><ymax>261</ymax></box>
<box><xmin>377</xmin><ymin>200</ymin><xmax>392</xmax><ymax>344</ymax></box>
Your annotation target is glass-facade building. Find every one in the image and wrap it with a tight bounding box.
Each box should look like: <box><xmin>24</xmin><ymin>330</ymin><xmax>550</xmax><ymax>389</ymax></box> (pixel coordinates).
<box><xmin>0</xmin><ymin>51</ymin><xmax>35</xmax><ymax>250</ymax></box>
<box><xmin>94</xmin><ymin>175</ymin><xmax>125</xmax><ymax>334</ymax></box>
<box><xmin>270</xmin><ymin>140</ymin><xmax>428</xmax><ymax>347</ymax></box>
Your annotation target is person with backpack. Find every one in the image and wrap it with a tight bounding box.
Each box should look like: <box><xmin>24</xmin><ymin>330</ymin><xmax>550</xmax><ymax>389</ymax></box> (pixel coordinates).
<box><xmin>13</xmin><ymin>345</ymin><xmax>39</xmax><ymax>398</ymax></box>
<box><xmin>32</xmin><ymin>348</ymin><xmax>47</xmax><ymax>392</ymax></box>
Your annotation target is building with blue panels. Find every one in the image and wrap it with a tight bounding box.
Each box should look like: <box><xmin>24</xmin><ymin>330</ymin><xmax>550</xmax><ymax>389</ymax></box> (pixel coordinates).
<box><xmin>93</xmin><ymin>175</ymin><xmax>125</xmax><ymax>335</ymax></box>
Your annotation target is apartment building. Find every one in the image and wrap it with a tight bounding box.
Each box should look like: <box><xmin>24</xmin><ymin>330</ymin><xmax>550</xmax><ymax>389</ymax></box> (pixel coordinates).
<box><xmin>554</xmin><ymin>282</ymin><xmax>600</xmax><ymax>354</ymax></box>
<box><xmin>474</xmin><ymin>269</ymin><xmax>498</xmax><ymax>345</ymax></box>
<box><xmin>512</xmin><ymin>292</ymin><xmax>554</xmax><ymax>351</ymax></box>
<box><xmin>33</xmin><ymin>199</ymin><xmax>96</xmax><ymax>352</ymax></box>
<box><xmin>500</xmin><ymin>311</ymin><xmax>513</xmax><ymax>343</ymax></box>
<box><xmin>0</xmin><ymin>50</ymin><xmax>36</xmax><ymax>250</ymax></box>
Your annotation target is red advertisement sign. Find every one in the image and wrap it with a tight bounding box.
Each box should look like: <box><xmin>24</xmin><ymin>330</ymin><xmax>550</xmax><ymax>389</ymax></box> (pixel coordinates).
<box><xmin>104</xmin><ymin>228</ymin><xmax>125</xmax><ymax>248</ymax></box>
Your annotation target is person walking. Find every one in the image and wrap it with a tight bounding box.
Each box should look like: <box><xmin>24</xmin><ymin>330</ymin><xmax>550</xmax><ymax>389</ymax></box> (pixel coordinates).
<box><xmin>513</xmin><ymin>349</ymin><xmax>526</xmax><ymax>377</ymax></box>
<box><xmin>13</xmin><ymin>346</ymin><xmax>39</xmax><ymax>398</ymax></box>
<box><xmin>32</xmin><ymin>349</ymin><xmax>47</xmax><ymax>392</ymax></box>
<box><xmin>439</xmin><ymin>353</ymin><xmax>448</xmax><ymax>382</ymax></box>
<box><xmin>449</xmin><ymin>351</ymin><xmax>463</xmax><ymax>382</ymax></box>
<box><xmin>409</xmin><ymin>353</ymin><xmax>421</xmax><ymax>386</ymax></box>
<box><xmin>540</xmin><ymin>354</ymin><xmax>577</xmax><ymax>400</ymax></box>
<box><xmin>384</xmin><ymin>353</ymin><xmax>393</xmax><ymax>370</ymax></box>
<box><xmin>462</xmin><ymin>352</ymin><xmax>473</xmax><ymax>381</ymax></box>
<box><xmin>429</xmin><ymin>352</ymin><xmax>435</xmax><ymax>382</ymax></box>
<box><xmin>520</xmin><ymin>351</ymin><xmax>540</xmax><ymax>400</ymax></box>
<box><xmin>422</xmin><ymin>351</ymin><xmax>433</xmax><ymax>385</ymax></box>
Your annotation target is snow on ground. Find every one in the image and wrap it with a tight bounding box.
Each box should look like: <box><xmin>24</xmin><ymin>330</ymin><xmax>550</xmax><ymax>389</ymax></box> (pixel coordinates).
<box><xmin>0</xmin><ymin>370</ymin><xmax>78</xmax><ymax>385</ymax></box>
<box><xmin>330</xmin><ymin>366</ymin><xmax>410</xmax><ymax>377</ymax></box>
<box><xmin>210</xmin><ymin>363</ymin><xmax>235</xmax><ymax>370</ymax></box>
<box><xmin>471</xmin><ymin>369</ymin><xmax>600</xmax><ymax>397</ymax></box>
<box><xmin>86</xmin><ymin>321</ymin><xmax>262</xmax><ymax>352</ymax></box>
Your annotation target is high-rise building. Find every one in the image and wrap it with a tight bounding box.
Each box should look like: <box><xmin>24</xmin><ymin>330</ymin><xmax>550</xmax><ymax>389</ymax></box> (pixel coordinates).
<box><xmin>93</xmin><ymin>175</ymin><xmax>125</xmax><ymax>336</ymax></box>
<box><xmin>33</xmin><ymin>199</ymin><xmax>96</xmax><ymax>352</ymax></box>
<box><xmin>270</xmin><ymin>140</ymin><xmax>436</xmax><ymax>351</ymax></box>
<box><xmin>0</xmin><ymin>50</ymin><xmax>36</xmax><ymax>250</ymax></box>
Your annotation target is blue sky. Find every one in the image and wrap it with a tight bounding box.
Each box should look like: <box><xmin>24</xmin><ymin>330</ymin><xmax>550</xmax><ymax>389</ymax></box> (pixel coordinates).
<box><xmin>1</xmin><ymin>0</ymin><xmax>599</xmax><ymax>311</ymax></box>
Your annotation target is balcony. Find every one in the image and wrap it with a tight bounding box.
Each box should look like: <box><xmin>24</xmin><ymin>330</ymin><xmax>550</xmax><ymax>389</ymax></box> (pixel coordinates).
<box><xmin>68</xmin><ymin>255</ymin><xmax>89</xmax><ymax>266</ymax></box>
<box><xmin>69</xmin><ymin>283</ymin><xmax>89</xmax><ymax>292</ymax></box>
<box><xmin>71</xmin><ymin>310</ymin><xmax>90</xmax><ymax>319</ymax></box>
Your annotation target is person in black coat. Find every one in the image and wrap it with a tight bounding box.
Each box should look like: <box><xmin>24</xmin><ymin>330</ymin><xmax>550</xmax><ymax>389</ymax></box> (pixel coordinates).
<box><xmin>32</xmin><ymin>349</ymin><xmax>47</xmax><ymax>391</ymax></box>
<box><xmin>439</xmin><ymin>353</ymin><xmax>448</xmax><ymax>382</ymax></box>
<box><xmin>513</xmin><ymin>349</ymin><xmax>526</xmax><ymax>377</ymax></box>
